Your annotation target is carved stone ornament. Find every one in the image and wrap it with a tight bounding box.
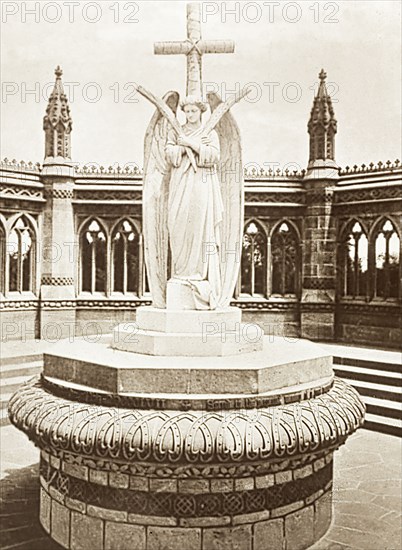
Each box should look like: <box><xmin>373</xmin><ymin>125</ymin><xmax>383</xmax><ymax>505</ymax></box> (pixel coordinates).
<box><xmin>9</xmin><ymin>376</ymin><xmax>364</xmax><ymax>464</ymax></box>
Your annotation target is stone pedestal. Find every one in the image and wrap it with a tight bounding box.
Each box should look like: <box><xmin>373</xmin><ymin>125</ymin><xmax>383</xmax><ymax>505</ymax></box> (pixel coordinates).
<box><xmin>112</xmin><ymin>306</ymin><xmax>263</xmax><ymax>356</ymax></box>
<box><xmin>8</xmin><ymin>307</ymin><xmax>365</xmax><ymax>550</ymax></box>
<box><xmin>166</xmin><ymin>279</ymin><xmax>198</xmax><ymax>309</ymax></box>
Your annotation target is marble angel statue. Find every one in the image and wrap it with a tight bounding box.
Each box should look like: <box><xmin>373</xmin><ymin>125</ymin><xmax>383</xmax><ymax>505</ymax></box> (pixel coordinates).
<box><xmin>138</xmin><ymin>85</ymin><xmax>248</xmax><ymax>310</ymax></box>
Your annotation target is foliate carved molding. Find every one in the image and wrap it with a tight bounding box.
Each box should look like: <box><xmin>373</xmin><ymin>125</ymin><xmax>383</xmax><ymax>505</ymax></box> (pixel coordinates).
<box><xmin>8</xmin><ymin>377</ymin><xmax>365</xmax><ymax>464</ymax></box>
<box><xmin>41</xmin><ymin>300</ymin><xmax>76</xmax><ymax>309</ymax></box>
<box><xmin>42</xmin><ymin>448</ymin><xmax>330</xmax><ymax>479</ymax></box>
<box><xmin>76</xmin><ymin>299</ymin><xmax>151</xmax><ymax>309</ymax></box>
<box><xmin>334</xmin><ymin>186</ymin><xmax>401</xmax><ymax>204</ymax></box>
<box><xmin>0</xmin><ymin>185</ymin><xmax>43</xmax><ymax>201</ymax></box>
<box><xmin>245</xmin><ymin>192</ymin><xmax>305</xmax><ymax>204</ymax></box>
<box><xmin>74</xmin><ymin>190</ymin><xmax>142</xmax><ymax>201</ymax></box>
<box><xmin>0</xmin><ymin>300</ymin><xmax>38</xmax><ymax>310</ymax></box>
<box><xmin>0</xmin><ymin>299</ymin><xmax>75</xmax><ymax>310</ymax></box>
<box><xmin>0</xmin><ymin>298</ymin><xmax>156</xmax><ymax>311</ymax></box>
<box><xmin>231</xmin><ymin>301</ymin><xmax>299</xmax><ymax>311</ymax></box>
<box><xmin>44</xmin><ymin>188</ymin><xmax>74</xmax><ymax>200</ymax></box>
<box><xmin>41</xmin><ymin>276</ymin><xmax>74</xmax><ymax>286</ymax></box>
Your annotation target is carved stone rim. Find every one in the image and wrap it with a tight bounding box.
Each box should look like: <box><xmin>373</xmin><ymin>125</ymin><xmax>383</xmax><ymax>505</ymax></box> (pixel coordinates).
<box><xmin>41</xmin><ymin>374</ymin><xmax>334</xmax><ymax>411</ymax></box>
<box><xmin>8</xmin><ymin>377</ymin><xmax>365</xmax><ymax>464</ymax></box>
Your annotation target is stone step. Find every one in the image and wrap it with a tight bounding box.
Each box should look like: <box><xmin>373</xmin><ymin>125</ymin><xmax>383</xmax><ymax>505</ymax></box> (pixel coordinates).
<box><xmin>0</xmin><ymin>352</ymin><xmax>43</xmax><ymax>367</ymax></box>
<box><xmin>332</xmin><ymin>349</ymin><xmax>401</xmax><ymax>437</ymax></box>
<box><xmin>0</xmin><ymin>352</ymin><xmax>44</xmax><ymax>427</ymax></box>
<box><xmin>0</xmin><ymin>360</ymin><xmax>43</xmax><ymax>380</ymax></box>
<box><xmin>363</xmin><ymin>396</ymin><xmax>402</xmax><ymax>420</ymax></box>
<box><xmin>334</xmin><ymin>364</ymin><xmax>401</xmax><ymax>387</ymax></box>
<box><xmin>344</xmin><ymin>379</ymin><xmax>401</xmax><ymax>403</ymax></box>
<box><xmin>0</xmin><ymin>375</ymin><xmax>35</xmax><ymax>398</ymax></box>
<box><xmin>332</xmin><ymin>354</ymin><xmax>401</xmax><ymax>374</ymax></box>
<box><xmin>0</xmin><ymin>391</ymin><xmax>12</xmax><ymax>411</ymax></box>
<box><xmin>364</xmin><ymin>412</ymin><xmax>402</xmax><ymax>438</ymax></box>
<box><xmin>0</xmin><ymin>406</ymin><xmax>11</xmax><ymax>426</ymax></box>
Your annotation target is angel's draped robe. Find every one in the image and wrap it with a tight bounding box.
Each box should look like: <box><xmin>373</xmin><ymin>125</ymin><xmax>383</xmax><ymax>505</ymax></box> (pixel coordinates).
<box><xmin>165</xmin><ymin>125</ymin><xmax>223</xmax><ymax>309</ymax></box>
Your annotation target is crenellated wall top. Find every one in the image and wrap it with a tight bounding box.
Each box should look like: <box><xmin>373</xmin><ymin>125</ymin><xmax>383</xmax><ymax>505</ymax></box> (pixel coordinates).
<box><xmin>2</xmin><ymin>157</ymin><xmax>401</xmax><ymax>178</ymax></box>
<box><xmin>339</xmin><ymin>159</ymin><xmax>400</xmax><ymax>175</ymax></box>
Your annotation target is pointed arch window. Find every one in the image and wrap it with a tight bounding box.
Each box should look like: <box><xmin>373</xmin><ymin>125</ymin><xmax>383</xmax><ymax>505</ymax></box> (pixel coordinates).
<box><xmin>241</xmin><ymin>221</ymin><xmax>267</xmax><ymax>296</ymax></box>
<box><xmin>374</xmin><ymin>220</ymin><xmax>400</xmax><ymax>299</ymax></box>
<box><xmin>341</xmin><ymin>221</ymin><xmax>368</xmax><ymax>298</ymax></box>
<box><xmin>112</xmin><ymin>220</ymin><xmax>140</xmax><ymax>294</ymax></box>
<box><xmin>8</xmin><ymin>216</ymin><xmax>36</xmax><ymax>293</ymax></box>
<box><xmin>271</xmin><ymin>222</ymin><xmax>298</xmax><ymax>296</ymax></box>
<box><xmin>81</xmin><ymin>220</ymin><xmax>107</xmax><ymax>293</ymax></box>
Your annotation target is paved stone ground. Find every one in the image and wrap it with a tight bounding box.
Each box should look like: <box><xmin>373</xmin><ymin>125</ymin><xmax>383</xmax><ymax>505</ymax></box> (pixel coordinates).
<box><xmin>0</xmin><ymin>426</ymin><xmax>401</xmax><ymax>550</ymax></box>
<box><xmin>310</xmin><ymin>429</ymin><xmax>402</xmax><ymax>550</ymax></box>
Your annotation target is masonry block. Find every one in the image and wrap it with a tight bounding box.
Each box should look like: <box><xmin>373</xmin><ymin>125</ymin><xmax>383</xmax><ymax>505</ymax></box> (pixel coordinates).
<box><xmin>51</xmin><ymin>500</ymin><xmax>71</xmax><ymax>548</ymax></box>
<box><xmin>254</xmin><ymin>518</ymin><xmax>284</xmax><ymax>550</ymax></box>
<box><xmin>70</xmin><ymin>511</ymin><xmax>103</xmax><ymax>550</ymax></box>
<box><xmin>105</xmin><ymin>522</ymin><xmax>146</xmax><ymax>550</ymax></box>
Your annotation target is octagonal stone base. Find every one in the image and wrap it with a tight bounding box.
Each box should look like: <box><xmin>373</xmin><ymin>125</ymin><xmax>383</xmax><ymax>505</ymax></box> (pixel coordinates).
<box><xmin>42</xmin><ymin>335</ymin><xmax>333</xmax><ymax>397</ymax></box>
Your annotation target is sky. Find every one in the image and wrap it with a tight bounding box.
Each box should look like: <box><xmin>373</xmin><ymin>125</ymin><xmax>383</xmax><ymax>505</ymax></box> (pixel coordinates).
<box><xmin>1</xmin><ymin>0</ymin><xmax>401</xmax><ymax>171</ymax></box>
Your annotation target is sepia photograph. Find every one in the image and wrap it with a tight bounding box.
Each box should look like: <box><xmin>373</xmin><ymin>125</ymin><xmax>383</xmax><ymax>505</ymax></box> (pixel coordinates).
<box><xmin>1</xmin><ymin>1</ymin><xmax>401</xmax><ymax>549</ymax></box>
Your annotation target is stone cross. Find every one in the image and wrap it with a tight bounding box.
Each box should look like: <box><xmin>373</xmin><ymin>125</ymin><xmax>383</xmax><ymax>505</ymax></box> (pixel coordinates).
<box><xmin>154</xmin><ymin>2</ymin><xmax>235</xmax><ymax>97</ymax></box>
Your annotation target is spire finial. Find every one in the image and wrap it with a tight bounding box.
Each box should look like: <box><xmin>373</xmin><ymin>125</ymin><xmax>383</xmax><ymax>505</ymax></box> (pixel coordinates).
<box><xmin>44</xmin><ymin>66</ymin><xmax>72</xmax><ymax>160</ymax></box>
<box><xmin>307</xmin><ymin>69</ymin><xmax>337</xmax><ymax>168</ymax></box>
<box><xmin>55</xmin><ymin>65</ymin><xmax>63</xmax><ymax>79</ymax></box>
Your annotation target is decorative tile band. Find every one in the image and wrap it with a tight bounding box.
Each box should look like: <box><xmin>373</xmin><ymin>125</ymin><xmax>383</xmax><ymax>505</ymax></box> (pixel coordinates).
<box><xmin>41</xmin><ymin>276</ymin><xmax>74</xmax><ymax>286</ymax></box>
<box><xmin>44</xmin><ymin>188</ymin><xmax>74</xmax><ymax>199</ymax></box>
<box><xmin>302</xmin><ymin>277</ymin><xmax>335</xmax><ymax>290</ymax></box>
<box><xmin>39</xmin><ymin>457</ymin><xmax>332</xmax><ymax>519</ymax></box>
<box><xmin>41</xmin><ymin>375</ymin><xmax>334</xmax><ymax>411</ymax></box>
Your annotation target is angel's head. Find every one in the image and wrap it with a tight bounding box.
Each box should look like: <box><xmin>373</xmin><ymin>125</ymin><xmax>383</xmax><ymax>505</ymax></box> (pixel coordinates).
<box><xmin>180</xmin><ymin>95</ymin><xmax>207</xmax><ymax>124</ymax></box>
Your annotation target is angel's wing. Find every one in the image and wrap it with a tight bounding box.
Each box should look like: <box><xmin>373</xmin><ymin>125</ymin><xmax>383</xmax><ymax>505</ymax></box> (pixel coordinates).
<box><xmin>143</xmin><ymin>91</ymin><xmax>179</xmax><ymax>308</ymax></box>
<box><xmin>207</xmin><ymin>92</ymin><xmax>244</xmax><ymax>308</ymax></box>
